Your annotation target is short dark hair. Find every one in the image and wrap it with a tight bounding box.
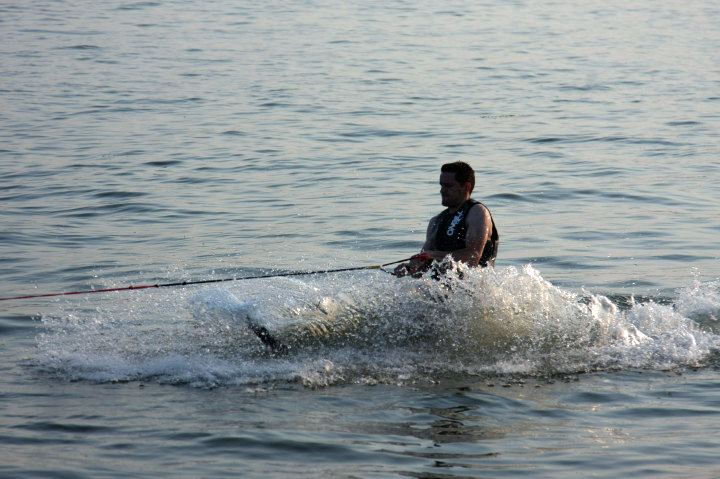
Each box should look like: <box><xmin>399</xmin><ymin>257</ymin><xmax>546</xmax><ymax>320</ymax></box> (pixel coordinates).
<box><xmin>441</xmin><ymin>161</ymin><xmax>475</xmax><ymax>193</ymax></box>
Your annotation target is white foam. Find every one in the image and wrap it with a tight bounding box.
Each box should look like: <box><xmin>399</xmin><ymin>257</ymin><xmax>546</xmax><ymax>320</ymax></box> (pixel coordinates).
<box><xmin>34</xmin><ymin>264</ymin><xmax>720</xmax><ymax>387</ymax></box>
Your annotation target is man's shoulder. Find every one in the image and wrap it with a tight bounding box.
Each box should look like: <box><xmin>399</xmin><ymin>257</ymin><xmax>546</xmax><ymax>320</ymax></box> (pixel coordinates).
<box><xmin>466</xmin><ymin>198</ymin><xmax>482</xmax><ymax>208</ymax></box>
<box><xmin>466</xmin><ymin>200</ymin><xmax>491</xmax><ymax>220</ymax></box>
<box><xmin>466</xmin><ymin>199</ymin><xmax>484</xmax><ymax>212</ymax></box>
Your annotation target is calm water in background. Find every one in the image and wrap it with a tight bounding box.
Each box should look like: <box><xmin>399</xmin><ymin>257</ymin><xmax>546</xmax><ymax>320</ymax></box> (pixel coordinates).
<box><xmin>1</xmin><ymin>1</ymin><xmax>720</xmax><ymax>477</ymax></box>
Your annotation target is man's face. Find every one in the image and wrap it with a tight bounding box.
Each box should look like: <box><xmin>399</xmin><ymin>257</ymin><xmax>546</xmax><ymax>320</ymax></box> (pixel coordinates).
<box><xmin>439</xmin><ymin>171</ymin><xmax>469</xmax><ymax>208</ymax></box>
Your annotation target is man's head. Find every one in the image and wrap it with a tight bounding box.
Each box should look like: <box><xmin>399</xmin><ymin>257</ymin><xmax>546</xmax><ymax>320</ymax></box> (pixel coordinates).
<box><xmin>441</xmin><ymin>161</ymin><xmax>475</xmax><ymax>193</ymax></box>
<box><xmin>439</xmin><ymin>161</ymin><xmax>475</xmax><ymax>208</ymax></box>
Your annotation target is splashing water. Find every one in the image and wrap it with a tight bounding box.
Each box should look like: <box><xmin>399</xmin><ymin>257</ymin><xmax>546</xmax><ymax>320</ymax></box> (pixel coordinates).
<box><xmin>34</xmin><ymin>264</ymin><xmax>720</xmax><ymax>388</ymax></box>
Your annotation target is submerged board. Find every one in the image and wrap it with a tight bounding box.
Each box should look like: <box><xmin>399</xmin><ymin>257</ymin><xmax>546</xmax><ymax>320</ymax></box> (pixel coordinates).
<box><xmin>189</xmin><ymin>288</ymin><xmax>363</xmax><ymax>354</ymax></box>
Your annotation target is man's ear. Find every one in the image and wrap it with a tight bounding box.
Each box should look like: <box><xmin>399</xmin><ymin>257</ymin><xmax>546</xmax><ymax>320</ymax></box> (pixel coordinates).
<box><xmin>465</xmin><ymin>183</ymin><xmax>472</xmax><ymax>195</ymax></box>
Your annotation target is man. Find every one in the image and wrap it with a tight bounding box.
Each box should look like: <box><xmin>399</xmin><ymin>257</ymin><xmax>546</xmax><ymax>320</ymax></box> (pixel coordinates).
<box><xmin>394</xmin><ymin>161</ymin><xmax>499</xmax><ymax>278</ymax></box>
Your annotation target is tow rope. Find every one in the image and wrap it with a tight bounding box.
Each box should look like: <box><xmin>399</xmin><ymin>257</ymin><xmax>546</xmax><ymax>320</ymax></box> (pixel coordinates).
<box><xmin>0</xmin><ymin>256</ymin><xmax>420</xmax><ymax>302</ymax></box>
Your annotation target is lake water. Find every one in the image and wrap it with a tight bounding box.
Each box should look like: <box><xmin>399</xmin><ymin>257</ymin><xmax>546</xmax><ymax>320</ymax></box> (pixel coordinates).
<box><xmin>1</xmin><ymin>0</ymin><xmax>719</xmax><ymax>477</ymax></box>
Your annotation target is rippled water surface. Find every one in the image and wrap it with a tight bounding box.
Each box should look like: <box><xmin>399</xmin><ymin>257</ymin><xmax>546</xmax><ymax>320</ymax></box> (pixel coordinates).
<box><xmin>1</xmin><ymin>0</ymin><xmax>719</xmax><ymax>477</ymax></box>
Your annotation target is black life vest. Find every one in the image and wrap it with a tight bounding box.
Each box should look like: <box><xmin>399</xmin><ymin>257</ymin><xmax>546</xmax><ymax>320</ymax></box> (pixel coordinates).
<box><xmin>432</xmin><ymin>199</ymin><xmax>499</xmax><ymax>267</ymax></box>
